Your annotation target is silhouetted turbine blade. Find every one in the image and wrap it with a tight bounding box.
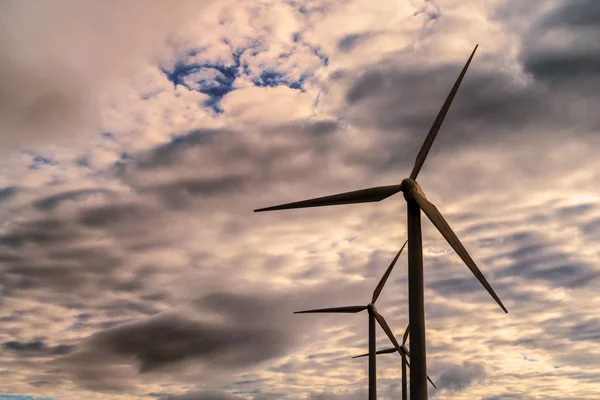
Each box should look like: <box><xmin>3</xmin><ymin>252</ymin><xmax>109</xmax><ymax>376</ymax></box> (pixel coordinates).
<box><xmin>409</xmin><ymin>45</ymin><xmax>479</xmax><ymax>181</ymax></box>
<box><xmin>372</xmin><ymin>240</ymin><xmax>408</xmax><ymax>304</ymax></box>
<box><xmin>353</xmin><ymin>344</ymin><xmax>436</xmax><ymax>388</ymax></box>
<box><xmin>410</xmin><ymin>189</ymin><xmax>508</xmax><ymax>313</ymax></box>
<box><xmin>402</xmin><ymin>324</ymin><xmax>410</xmax><ymax>345</ymax></box>
<box><xmin>355</xmin><ymin>342</ymin><xmax>437</xmax><ymax>389</ymax></box>
<box><xmin>401</xmin><ymin>348</ymin><xmax>437</xmax><ymax>389</ymax></box>
<box><xmin>352</xmin><ymin>348</ymin><xmax>397</xmax><ymax>358</ymax></box>
<box><xmin>378</xmin><ymin>348</ymin><xmax>398</xmax><ymax>355</ymax></box>
<box><xmin>427</xmin><ymin>374</ymin><xmax>437</xmax><ymax>389</ymax></box>
<box><xmin>294</xmin><ymin>305</ymin><xmax>367</xmax><ymax>314</ymax></box>
<box><xmin>254</xmin><ymin>185</ymin><xmax>403</xmax><ymax>212</ymax></box>
<box><xmin>372</xmin><ymin>310</ymin><xmax>403</xmax><ymax>354</ymax></box>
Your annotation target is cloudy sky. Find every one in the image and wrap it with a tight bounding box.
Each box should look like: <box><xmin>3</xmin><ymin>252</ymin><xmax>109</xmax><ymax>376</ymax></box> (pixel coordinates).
<box><xmin>1</xmin><ymin>0</ymin><xmax>599</xmax><ymax>399</ymax></box>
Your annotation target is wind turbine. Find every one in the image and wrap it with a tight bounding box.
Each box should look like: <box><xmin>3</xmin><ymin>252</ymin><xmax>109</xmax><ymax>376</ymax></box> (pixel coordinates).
<box><xmin>254</xmin><ymin>45</ymin><xmax>507</xmax><ymax>399</ymax></box>
<box><xmin>352</xmin><ymin>325</ymin><xmax>437</xmax><ymax>400</ymax></box>
<box><xmin>295</xmin><ymin>241</ymin><xmax>408</xmax><ymax>400</ymax></box>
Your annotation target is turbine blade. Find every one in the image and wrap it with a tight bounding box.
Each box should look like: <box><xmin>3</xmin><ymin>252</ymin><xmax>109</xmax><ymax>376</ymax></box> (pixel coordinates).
<box><xmin>409</xmin><ymin>45</ymin><xmax>478</xmax><ymax>181</ymax></box>
<box><xmin>402</xmin><ymin>324</ymin><xmax>410</xmax><ymax>345</ymax></box>
<box><xmin>372</xmin><ymin>240</ymin><xmax>408</xmax><ymax>304</ymax></box>
<box><xmin>404</xmin><ymin>357</ymin><xmax>437</xmax><ymax>389</ymax></box>
<box><xmin>351</xmin><ymin>348</ymin><xmax>397</xmax><ymax>359</ymax></box>
<box><xmin>254</xmin><ymin>185</ymin><xmax>402</xmax><ymax>212</ymax></box>
<box><xmin>377</xmin><ymin>348</ymin><xmax>398</xmax><ymax>355</ymax></box>
<box><xmin>409</xmin><ymin>189</ymin><xmax>508</xmax><ymax>313</ymax></box>
<box><xmin>294</xmin><ymin>305</ymin><xmax>367</xmax><ymax>314</ymax></box>
<box><xmin>372</xmin><ymin>310</ymin><xmax>403</xmax><ymax>355</ymax></box>
<box><xmin>428</xmin><ymin>375</ymin><xmax>438</xmax><ymax>389</ymax></box>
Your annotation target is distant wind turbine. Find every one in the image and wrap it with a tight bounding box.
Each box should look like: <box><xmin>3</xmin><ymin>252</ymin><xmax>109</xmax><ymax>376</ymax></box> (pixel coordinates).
<box><xmin>255</xmin><ymin>45</ymin><xmax>507</xmax><ymax>399</ymax></box>
<box><xmin>353</xmin><ymin>324</ymin><xmax>437</xmax><ymax>400</ymax></box>
<box><xmin>295</xmin><ymin>241</ymin><xmax>408</xmax><ymax>400</ymax></box>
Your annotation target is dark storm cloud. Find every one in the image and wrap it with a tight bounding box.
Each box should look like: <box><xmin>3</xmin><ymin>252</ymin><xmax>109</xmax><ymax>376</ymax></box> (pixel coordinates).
<box><xmin>0</xmin><ymin>186</ymin><xmax>18</xmax><ymax>203</ymax></box>
<box><xmin>86</xmin><ymin>312</ymin><xmax>285</xmax><ymax>373</ymax></box>
<box><xmin>427</xmin><ymin>215</ymin><xmax>599</xmax><ymax>302</ymax></box>
<box><xmin>337</xmin><ymin>33</ymin><xmax>380</xmax><ymax>53</ymax></box>
<box><xmin>0</xmin><ymin>187</ymin><xmax>175</xmax><ymax>308</ymax></box>
<box><xmin>568</xmin><ymin>318</ymin><xmax>600</xmax><ymax>342</ymax></box>
<box><xmin>345</xmin><ymin>61</ymin><xmax>549</xmax><ymax>138</ymax></box>
<box><xmin>32</xmin><ymin>188</ymin><xmax>113</xmax><ymax>211</ymax></box>
<box><xmin>276</xmin><ymin>118</ymin><xmax>340</xmax><ymax>138</ymax></box>
<box><xmin>143</xmin><ymin>175</ymin><xmax>250</xmax><ymax>210</ymax></box>
<box><xmin>435</xmin><ymin>361</ymin><xmax>486</xmax><ymax>392</ymax></box>
<box><xmin>117</xmin><ymin>117</ymin><xmax>346</xmax><ymax>212</ymax></box>
<box><xmin>579</xmin><ymin>216</ymin><xmax>600</xmax><ymax>240</ymax></box>
<box><xmin>555</xmin><ymin>203</ymin><xmax>596</xmax><ymax>219</ymax></box>
<box><xmin>340</xmin><ymin>60</ymin><xmax>568</xmax><ymax>179</ymax></box>
<box><xmin>542</xmin><ymin>0</ymin><xmax>600</xmax><ymax>27</ymax></box>
<box><xmin>519</xmin><ymin>0</ymin><xmax>600</xmax><ymax>87</ymax></box>
<box><xmin>76</xmin><ymin>202</ymin><xmax>152</xmax><ymax>228</ymax></box>
<box><xmin>130</xmin><ymin>118</ymin><xmax>340</xmax><ymax>172</ymax></box>
<box><xmin>56</xmin><ymin>297</ymin><xmax>289</xmax><ymax>392</ymax></box>
<box><xmin>53</xmin><ymin>280</ymin><xmax>368</xmax><ymax>393</ymax></box>
<box><xmin>492</xmin><ymin>243</ymin><xmax>599</xmax><ymax>288</ymax></box>
<box><xmin>0</xmin><ymin>217</ymin><xmax>78</xmax><ymax>249</ymax></box>
<box><xmin>136</xmin><ymin>128</ymin><xmax>226</xmax><ymax>170</ymax></box>
<box><xmin>3</xmin><ymin>339</ymin><xmax>75</xmax><ymax>357</ymax></box>
<box><xmin>342</xmin><ymin>23</ymin><xmax>600</xmax><ymax>180</ymax></box>
<box><xmin>524</xmin><ymin>53</ymin><xmax>600</xmax><ymax>85</ymax></box>
<box><xmin>429</xmin><ymin>277</ymin><xmax>483</xmax><ymax>296</ymax></box>
<box><xmin>0</xmin><ymin>212</ymin><xmax>124</xmax><ymax>295</ymax></box>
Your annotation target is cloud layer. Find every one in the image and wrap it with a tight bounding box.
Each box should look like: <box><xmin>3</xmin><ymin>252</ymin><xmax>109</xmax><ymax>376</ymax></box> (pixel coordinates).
<box><xmin>1</xmin><ymin>0</ymin><xmax>600</xmax><ymax>399</ymax></box>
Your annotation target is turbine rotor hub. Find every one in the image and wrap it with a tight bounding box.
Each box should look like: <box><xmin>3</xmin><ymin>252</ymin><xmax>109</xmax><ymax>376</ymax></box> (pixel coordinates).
<box><xmin>401</xmin><ymin>178</ymin><xmax>427</xmax><ymax>200</ymax></box>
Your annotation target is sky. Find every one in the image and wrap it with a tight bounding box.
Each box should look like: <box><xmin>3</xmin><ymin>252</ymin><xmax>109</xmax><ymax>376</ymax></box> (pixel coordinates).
<box><xmin>0</xmin><ymin>0</ymin><xmax>599</xmax><ymax>399</ymax></box>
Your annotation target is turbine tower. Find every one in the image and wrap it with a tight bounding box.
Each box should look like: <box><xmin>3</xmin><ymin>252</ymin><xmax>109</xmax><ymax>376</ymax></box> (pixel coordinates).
<box><xmin>254</xmin><ymin>45</ymin><xmax>507</xmax><ymax>399</ymax></box>
<box><xmin>295</xmin><ymin>242</ymin><xmax>408</xmax><ymax>400</ymax></box>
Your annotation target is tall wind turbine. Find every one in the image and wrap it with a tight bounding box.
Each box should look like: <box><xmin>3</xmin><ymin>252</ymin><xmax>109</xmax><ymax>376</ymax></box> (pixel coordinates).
<box><xmin>353</xmin><ymin>325</ymin><xmax>437</xmax><ymax>400</ymax></box>
<box><xmin>295</xmin><ymin>242</ymin><xmax>408</xmax><ymax>400</ymax></box>
<box><xmin>254</xmin><ymin>45</ymin><xmax>507</xmax><ymax>399</ymax></box>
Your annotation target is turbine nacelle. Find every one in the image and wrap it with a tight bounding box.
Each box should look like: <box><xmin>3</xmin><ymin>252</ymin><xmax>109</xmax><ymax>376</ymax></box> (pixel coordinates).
<box><xmin>401</xmin><ymin>178</ymin><xmax>427</xmax><ymax>200</ymax></box>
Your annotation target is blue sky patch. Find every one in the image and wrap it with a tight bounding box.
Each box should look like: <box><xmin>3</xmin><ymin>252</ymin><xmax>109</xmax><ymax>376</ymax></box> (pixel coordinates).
<box><xmin>163</xmin><ymin>43</ymin><xmax>311</xmax><ymax>112</ymax></box>
<box><xmin>0</xmin><ymin>395</ymin><xmax>53</xmax><ymax>400</ymax></box>
<box><xmin>162</xmin><ymin>47</ymin><xmax>248</xmax><ymax>113</ymax></box>
<box><xmin>252</xmin><ymin>71</ymin><xmax>307</xmax><ymax>91</ymax></box>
